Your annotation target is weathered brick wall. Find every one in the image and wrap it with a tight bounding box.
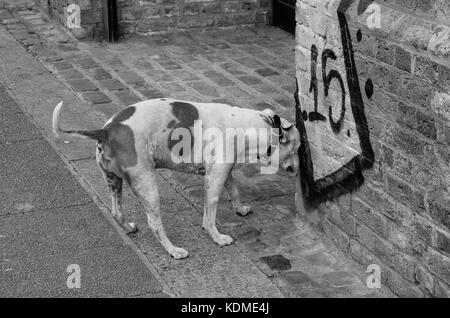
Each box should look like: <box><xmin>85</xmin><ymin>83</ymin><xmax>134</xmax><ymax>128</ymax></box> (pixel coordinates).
<box><xmin>37</xmin><ymin>0</ymin><xmax>103</xmax><ymax>39</ymax></box>
<box><xmin>117</xmin><ymin>0</ymin><xmax>272</xmax><ymax>35</ymax></box>
<box><xmin>295</xmin><ymin>0</ymin><xmax>449</xmax><ymax>297</ymax></box>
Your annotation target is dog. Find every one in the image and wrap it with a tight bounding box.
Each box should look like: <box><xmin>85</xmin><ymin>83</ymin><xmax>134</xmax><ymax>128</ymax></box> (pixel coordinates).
<box><xmin>52</xmin><ymin>98</ymin><xmax>300</xmax><ymax>259</ymax></box>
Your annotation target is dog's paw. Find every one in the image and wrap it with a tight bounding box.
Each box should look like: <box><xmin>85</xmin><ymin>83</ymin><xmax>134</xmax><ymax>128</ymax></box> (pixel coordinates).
<box><xmin>214</xmin><ymin>234</ymin><xmax>234</xmax><ymax>246</ymax></box>
<box><xmin>170</xmin><ymin>247</ymin><xmax>189</xmax><ymax>260</ymax></box>
<box><xmin>124</xmin><ymin>222</ymin><xmax>138</xmax><ymax>234</ymax></box>
<box><xmin>235</xmin><ymin>205</ymin><xmax>252</xmax><ymax>216</ymax></box>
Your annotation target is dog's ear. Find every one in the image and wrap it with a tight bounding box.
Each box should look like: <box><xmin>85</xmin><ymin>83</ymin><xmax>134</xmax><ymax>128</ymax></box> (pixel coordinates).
<box><xmin>273</xmin><ymin>114</ymin><xmax>281</xmax><ymax>129</ymax></box>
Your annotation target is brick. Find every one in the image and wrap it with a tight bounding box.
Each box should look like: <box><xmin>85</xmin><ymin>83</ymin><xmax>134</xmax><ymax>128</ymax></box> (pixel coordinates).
<box><xmin>237</xmin><ymin>75</ymin><xmax>262</xmax><ymax>85</ymax></box>
<box><xmin>133</xmin><ymin>60</ymin><xmax>154</xmax><ymax>70</ymax></box>
<box><xmin>158</xmin><ymin>60</ymin><xmax>182</xmax><ymax>70</ymax></box>
<box><xmin>398</xmin><ymin>76</ymin><xmax>433</xmax><ymax>110</ymax></box>
<box><xmin>137</xmin><ymin>87</ymin><xmax>164</xmax><ymax>99</ymax></box>
<box><xmin>76</xmin><ymin>57</ymin><xmax>99</xmax><ymax>69</ymax></box>
<box><xmin>396</xmin><ymin>101</ymin><xmax>416</xmax><ymax>130</ymax></box>
<box><xmin>382</xmin><ymin>265</ymin><xmax>423</xmax><ymax>297</ymax></box>
<box><xmin>99</xmin><ymin>79</ymin><xmax>127</xmax><ymax>91</ymax></box>
<box><xmin>321</xmin><ymin>218</ymin><xmax>350</xmax><ymax>252</ymax></box>
<box><xmin>145</xmin><ymin>70</ymin><xmax>174</xmax><ymax>82</ymax></box>
<box><xmin>82</xmin><ymin>92</ymin><xmax>112</xmax><ymax>105</ymax></box>
<box><xmin>436</xmin><ymin>230</ymin><xmax>450</xmax><ymax>255</ymax></box>
<box><xmin>414</xmin><ymin>263</ymin><xmax>435</xmax><ymax>296</ymax></box>
<box><xmin>234</xmin><ymin>57</ymin><xmax>264</xmax><ymax>69</ymax></box>
<box><xmin>91</xmin><ymin>68</ymin><xmax>112</xmax><ymax>80</ymax></box>
<box><xmin>117</xmin><ymin>71</ymin><xmax>146</xmax><ymax>87</ymax></box>
<box><xmin>427</xmin><ymin>191</ymin><xmax>450</xmax><ymax>231</ymax></box>
<box><xmin>187</xmin><ymin>81</ymin><xmax>220</xmax><ymax>97</ymax></box>
<box><xmin>386</xmin><ymin>173</ymin><xmax>425</xmax><ymax>214</ymax></box>
<box><xmin>384</xmin><ymin>125</ymin><xmax>425</xmax><ymax>159</ymax></box>
<box><xmin>183</xmin><ymin>3</ymin><xmax>200</xmax><ymax>15</ymax></box>
<box><xmin>51</xmin><ymin>61</ymin><xmax>73</xmax><ymax>71</ymax></box>
<box><xmin>436</xmin><ymin>118</ymin><xmax>450</xmax><ymax>147</ymax></box>
<box><xmin>412</xmin><ymin>215</ymin><xmax>433</xmax><ymax>245</ymax></box>
<box><xmin>352</xmin><ymin>198</ymin><xmax>390</xmax><ymax>239</ymax></box>
<box><xmin>392</xmin><ymin>153</ymin><xmax>441</xmax><ymax>190</ymax></box>
<box><xmin>232</xmin><ymin>226</ymin><xmax>261</xmax><ymax>242</ymax></box>
<box><xmin>159</xmin><ymin>82</ymin><xmax>186</xmax><ymax>93</ymax></box>
<box><xmin>170</xmin><ymin>70</ymin><xmax>199</xmax><ymax>81</ymax></box>
<box><xmin>376</xmin><ymin>40</ymin><xmax>395</xmax><ymax>65</ymax></box>
<box><xmin>356</xmin><ymin>225</ymin><xmax>393</xmax><ymax>264</ymax></box>
<box><xmin>61</xmin><ymin>69</ymin><xmax>84</xmax><ymax>80</ymax></box>
<box><xmin>202</xmin><ymin>2</ymin><xmax>222</xmax><ymax>14</ymax></box>
<box><xmin>382</xmin><ymin>145</ymin><xmax>394</xmax><ymax>168</ymax></box>
<box><xmin>416</xmin><ymin>111</ymin><xmax>437</xmax><ymax>140</ymax></box>
<box><xmin>259</xmin><ymin>255</ymin><xmax>291</xmax><ymax>271</ymax></box>
<box><xmin>67</xmin><ymin>79</ymin><xmax>99</xmax><ymax>92</ymax></box>
<box><xmin>219</xmin><ymin>62</ymin><xmax>247</xmax><ymax>75</ymax></box>
<box><xmin>115</xmin><ymin>90</ymin><xmax>141</xmax><ymax>105</ymax></box>
<box><xmin>435</xmin><ymin>279</ymin><xmax>450</xmax><ymax>297</ymax></box>
<box><xmin>414</xmin><ymin>56</ymin><xmax>440</xmax><ymax>86</ymax></box>
<box><xmin>203</xmin><ymin>70</ymin><xmax>235</xmax><ymax>86</ymax></box>
<box><xmin>255</xmin><ymin>68</ymin><xmax>280</xmax><ymax>77</ymax></box>
<box><xmin>350</xmin><ymin>240</ymin><xmax>423</xmax><ymax>297</ymax></box>
<box><xmin>426</xmin><ymin>249</ymin><xmax>450</xmax><ymax>285</ymax></box>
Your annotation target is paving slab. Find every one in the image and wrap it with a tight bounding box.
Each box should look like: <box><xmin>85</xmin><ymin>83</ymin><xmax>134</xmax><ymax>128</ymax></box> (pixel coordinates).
<box><xmin>0</xmin><ymin>246</ymin><xmax>162</xmax><ymax>298</ymax></box>
<box><xmin>0</xmin><ymin>140</ymin><xmax>93</xmax><ymax>214</ymax></box>
<box><xmin>0</xmin><ymin>79</ymin><xmax>165</xmax><ymax>297</ymax></box>
<box><xmin>0</xmin><ymin>204</ymin><xmax>123</xmax><ymax>260</ymax></box>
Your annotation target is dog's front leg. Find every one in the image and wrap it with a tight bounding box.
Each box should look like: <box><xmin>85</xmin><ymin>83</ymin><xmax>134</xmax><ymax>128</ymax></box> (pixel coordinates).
<box><xmin>202</xmin><ymin>163</ymin><xmax>234</xmax><ymax>246</ymax></box>
<box><xmin>225</xmin><ymin>173</ymin><xmax>252</xmax><ymax>216</ymax></box>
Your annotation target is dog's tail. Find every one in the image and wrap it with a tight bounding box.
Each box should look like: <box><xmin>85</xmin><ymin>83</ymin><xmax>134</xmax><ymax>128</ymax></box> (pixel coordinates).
<box><xmin>52</xmin><ymin>101</ymin><xmax>108</xmax><ymax>142</ymax></box>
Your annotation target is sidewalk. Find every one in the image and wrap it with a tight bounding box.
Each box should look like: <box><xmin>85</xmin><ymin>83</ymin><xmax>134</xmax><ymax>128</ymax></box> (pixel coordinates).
<box><xmin>0</xmin><ymin>4</ymin><xmax>393</xmax><ymax>297</ymax></box>
<box><xmin>0</xmin><ymin>84</ymin><xmax>165</xmax><ymax>297</ymax></box>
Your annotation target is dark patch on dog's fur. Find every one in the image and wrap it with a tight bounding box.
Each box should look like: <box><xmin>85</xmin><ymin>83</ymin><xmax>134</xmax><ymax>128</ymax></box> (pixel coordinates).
<box><xmin>104</xmin><ymin>106</ymin><xmax>138</xmax><ymax>169</ymax></box>
<box><xmin>171</xmin><ymin>102</ymin><xmax>199</xmax><ymax>127</ymax></box>
<box><xmin>168</xmin><ymin>102</ymin><xmax>199</xmax><ymax>151</ymax></box>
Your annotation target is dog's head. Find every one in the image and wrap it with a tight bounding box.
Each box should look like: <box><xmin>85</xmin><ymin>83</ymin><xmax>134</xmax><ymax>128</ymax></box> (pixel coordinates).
<box><xmin>260</xmin><ymin>109</ymin><xmax>301</xmax><ymax>176</ymax></box>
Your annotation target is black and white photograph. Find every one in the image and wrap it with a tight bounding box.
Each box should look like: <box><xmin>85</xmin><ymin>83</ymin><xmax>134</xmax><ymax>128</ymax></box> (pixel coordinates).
<box><xmin>0</xmin><ymin>0</ymin><xmax>448</xmax><ymax>303</ymax></box>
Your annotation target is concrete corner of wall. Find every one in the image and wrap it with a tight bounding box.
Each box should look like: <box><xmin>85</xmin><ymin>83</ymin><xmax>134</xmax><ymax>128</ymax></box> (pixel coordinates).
<box><xmin>294</xmin><ymin>0</ymin><xmax>450</xmax><ymax>297</ymax></box>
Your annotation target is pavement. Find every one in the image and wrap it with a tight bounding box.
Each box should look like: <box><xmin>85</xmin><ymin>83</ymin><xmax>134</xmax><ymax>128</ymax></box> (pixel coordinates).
<box><xmin>0</xmin><ymin>83</ymin><xmax>166</xmax><ymax>297</ymax></box>
<box><xmin>0</xmin><ymin>3</ymin><xmax>394</xmax><ymax>297</ymax></box>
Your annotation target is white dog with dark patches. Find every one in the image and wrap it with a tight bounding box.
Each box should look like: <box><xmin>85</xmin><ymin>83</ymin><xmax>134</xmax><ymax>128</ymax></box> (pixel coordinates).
<box><xmin>53</xmin><ymin>98</ymin><xmax>300</xmax><ymax>259</ymax></box>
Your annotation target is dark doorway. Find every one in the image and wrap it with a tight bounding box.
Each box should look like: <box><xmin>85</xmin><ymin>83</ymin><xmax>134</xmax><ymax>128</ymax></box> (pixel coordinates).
<box><xmin>273</xmin><ymin>0</ymin><xmax>296</xmax><ymax>34</ymax></box>
<box><xmin>103</xmin><ymin>0</ymin><xmax>119</xmax><ymax>42</ymax></box>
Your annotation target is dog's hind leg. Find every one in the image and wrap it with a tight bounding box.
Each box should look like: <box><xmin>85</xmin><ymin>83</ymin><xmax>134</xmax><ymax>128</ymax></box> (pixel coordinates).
<box><xmin>225</xmin><ymin>173</ymin><xmax>252</xmax><ymax>216</ymax></box>
<box><xmin>98</xmin><ymin>165</ymin><xmax>137</xmax><ymax>234</ymax></box>
<box><xmin>127</xmin><ymin>168</ymin><xmax>188</xmax><ymax>260</ymax></box>
<box><xmin>202</xmin><ymin>163</ymin><xmax>234</xmax><ymax>246</ymax></box>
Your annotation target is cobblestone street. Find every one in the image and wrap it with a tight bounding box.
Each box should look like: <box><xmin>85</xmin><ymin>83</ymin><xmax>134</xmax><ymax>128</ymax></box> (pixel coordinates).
<box><xmin>0</xmin><ymin>2</ymin><xmax>394</xmax><ymax>297</ymax></box>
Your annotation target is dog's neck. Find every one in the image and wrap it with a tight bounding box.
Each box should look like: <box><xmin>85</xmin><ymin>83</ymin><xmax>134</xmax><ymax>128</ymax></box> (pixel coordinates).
<box><xmin>256</xmin><ymin>113</ymin><xmax>281</xmax><ymax>160</ymax></box>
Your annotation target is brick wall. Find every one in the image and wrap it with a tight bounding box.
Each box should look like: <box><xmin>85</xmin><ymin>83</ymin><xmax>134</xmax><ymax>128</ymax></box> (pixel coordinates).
<box><xmin>294</xmin><ymin>0</ymin><xmax>449</xmax><ymax>297</ymax></box>
<box><xmin>39</xmin><ymin>0</ymin><xmax>104</xmax><ymax>39</ymax></box>
<box><xmin>37</xmin><ymin>0</ymin><xmax>272</xmax><ymax>38</ymax></box>
<box><xmin>117</xmin><ymin>0</ymin><xmax>272</xmax><ymax>35</ymax></box>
